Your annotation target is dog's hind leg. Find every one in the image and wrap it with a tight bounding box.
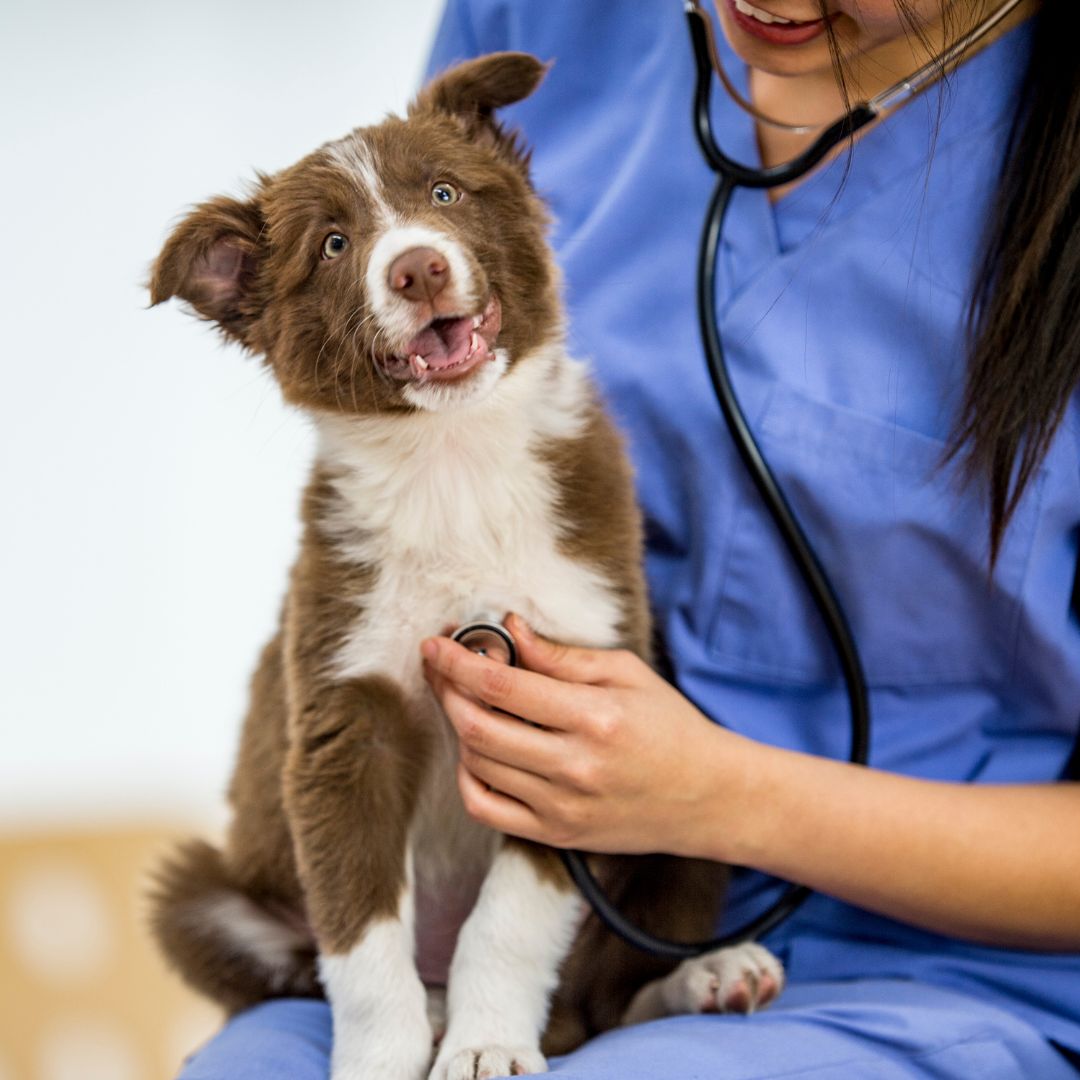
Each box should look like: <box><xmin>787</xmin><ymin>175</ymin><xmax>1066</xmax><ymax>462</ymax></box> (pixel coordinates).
<box><xmin>620</xmin><ymin>941</ymin><xmax>785</xmax><ymax>1023</ymax></box>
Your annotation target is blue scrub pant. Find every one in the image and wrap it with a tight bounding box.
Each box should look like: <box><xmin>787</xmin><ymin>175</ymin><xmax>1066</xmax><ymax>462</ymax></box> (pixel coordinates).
<box><xmin>177</xmin><ymin>979</ymin><xmax>1079</xmax><ymax>1079</ymax></box>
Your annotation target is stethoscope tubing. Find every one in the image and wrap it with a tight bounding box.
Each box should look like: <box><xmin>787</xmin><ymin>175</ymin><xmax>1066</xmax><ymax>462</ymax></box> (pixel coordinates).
<box><xmin>559</xmin><ymin>0</ymin><xmax>1024</xmax><ymax>960</ymax></box>
<box><xmin>557</xmin><ymin>3</ymin><xmax>877</xmax><ymax>961</ymax></box>
<box><xmin>557</xmin><ymin>174</ymin><xmax>869</xmax><ymax>961</ymax></box>
<box><xmin>684</xmin><ymin>0</ymin><xmax>1026</xmax><ymax>140</ymax></box>
<box><xmin>687</xmin><ymin>5</ymin><xmax>877</xmax><ymax>183</ymax></box>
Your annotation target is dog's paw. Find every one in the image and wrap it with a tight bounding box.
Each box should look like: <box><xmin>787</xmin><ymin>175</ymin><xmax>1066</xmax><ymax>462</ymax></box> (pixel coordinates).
<box><xmin>664</xmin><ymin>942</ymin><xmax>785</xmax><ymax>1016</ymax></box>
<box><xmin>429</xmin><ymin>1044</ymin><xmax>547</xmax><ymax>1079</ymax></box>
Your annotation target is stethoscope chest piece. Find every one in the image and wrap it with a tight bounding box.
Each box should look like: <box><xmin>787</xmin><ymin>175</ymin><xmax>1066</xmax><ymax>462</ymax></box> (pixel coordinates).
<box><xmin>451</xmin><ymin>620</ymin><xmax>519</xmax><ymax>668</ymax></box>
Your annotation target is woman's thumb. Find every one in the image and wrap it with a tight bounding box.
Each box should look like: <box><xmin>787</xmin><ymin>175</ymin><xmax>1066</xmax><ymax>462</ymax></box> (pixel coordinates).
<box><xmin>507</xmin><ymin>613</ymin><xmax>614</xmax><ymax>684</ymax></box>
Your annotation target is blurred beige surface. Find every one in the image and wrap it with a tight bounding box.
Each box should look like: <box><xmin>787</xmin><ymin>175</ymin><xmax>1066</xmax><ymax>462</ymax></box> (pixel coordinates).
<box><xmin>0</xmin><ymin>827</ymin><xmax>223</xmax><ymax>1080</ymax></box>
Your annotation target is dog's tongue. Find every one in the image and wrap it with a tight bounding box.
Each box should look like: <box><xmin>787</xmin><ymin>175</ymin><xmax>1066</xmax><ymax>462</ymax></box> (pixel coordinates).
<box><xmin>403</xmin><ymin>316</ymin><xmax>472</xmax><ymax>370</ymax></box>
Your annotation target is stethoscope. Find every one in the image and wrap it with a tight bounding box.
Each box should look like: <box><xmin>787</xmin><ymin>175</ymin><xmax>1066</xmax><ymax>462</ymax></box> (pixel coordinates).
<box><xmin>459</xmin><ymin>0</ymin><xmax>1027</xmax><ymax>961</ymax></box>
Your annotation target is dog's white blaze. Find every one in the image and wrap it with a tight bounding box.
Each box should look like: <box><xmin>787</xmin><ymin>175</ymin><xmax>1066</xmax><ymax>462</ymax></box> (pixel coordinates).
<box><xmin>327</xmin><ymin>136</ymin><xmax>397</xmax><ymax>227</ymax></box>
<box><xmin>433</xmin><ymin>842</ymin><xmax>585</xmax><ymax>1073</ymax></box>
<box><xmin>319</xmin><ymin>863</ymin><xmax>433</xmax><ymax>1080</ymax></box>
<box><xmin>365</xmin><ymin>223</ymin><xmax>478</xmax><ymax>350</ymax></box>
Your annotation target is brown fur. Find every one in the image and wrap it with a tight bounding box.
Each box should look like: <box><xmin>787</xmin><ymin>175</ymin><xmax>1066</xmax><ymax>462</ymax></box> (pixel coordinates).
<box><xmin>149</xmin><ymin>60</ymin><xmax>559</xmax><ymax>420</ymax></box>
<box><xmin>149</xmin><ymin>51</ymin><xmax>726</xmax><ymax>1055</ymax></box>
<box><xmin>541</xmin><ymin>401</ymin><xmax>654</xmax><ymax>651</ymax></box>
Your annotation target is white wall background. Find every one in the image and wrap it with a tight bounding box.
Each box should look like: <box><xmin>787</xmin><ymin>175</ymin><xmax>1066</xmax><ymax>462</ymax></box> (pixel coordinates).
<box><xmin>0</xmin><ymin>0</ymin><xmax>446</xmax><ymax>827</ymax></box>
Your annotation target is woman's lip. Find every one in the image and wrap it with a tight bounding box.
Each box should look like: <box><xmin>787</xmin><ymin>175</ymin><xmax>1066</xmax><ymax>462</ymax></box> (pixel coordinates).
<box><xmin>725</xmin><ymin>0</ymin><xmax>837</xmax><ymax>45</ymax></box>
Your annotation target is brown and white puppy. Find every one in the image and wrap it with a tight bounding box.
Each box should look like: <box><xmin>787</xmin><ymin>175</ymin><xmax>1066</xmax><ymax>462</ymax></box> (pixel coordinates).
<box><xmin>149</xmin><ymin>52</ymin><xmax>783</xmax><ymax>1080</ymax></box>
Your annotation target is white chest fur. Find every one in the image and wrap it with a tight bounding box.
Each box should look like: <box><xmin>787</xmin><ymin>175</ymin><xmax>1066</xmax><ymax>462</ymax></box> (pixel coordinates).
<box><xmin>317</xmin><ymin>347</ymin><xmax>625</xmax><ymax>692</ymax></box>
<box><xmin>314</xmin><ymin>348</ymin><xmax>626</xmax><ymax>915</ymax></box>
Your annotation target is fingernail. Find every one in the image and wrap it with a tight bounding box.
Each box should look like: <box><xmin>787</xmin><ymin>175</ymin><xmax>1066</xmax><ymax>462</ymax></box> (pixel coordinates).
<box><xmin>420</xmin><ymin>638</ymin><xmax>439</xmax><ymax>662</ymax></box>
<box><xmin>510</xmin><ymin>613</ymin><xmax>533</xmax><ymax>639</ymax></box>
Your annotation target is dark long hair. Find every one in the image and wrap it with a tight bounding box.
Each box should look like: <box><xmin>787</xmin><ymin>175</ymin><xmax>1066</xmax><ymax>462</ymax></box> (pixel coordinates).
<box><xmin>948</xmin><ymin>0</ymin><xmax>1080</xmax><ymax>562</ymax></box>
<box><xmin>825</xmin><ymin>0</ymin><xmax>1080</xmax><ymax>563</ymax></box>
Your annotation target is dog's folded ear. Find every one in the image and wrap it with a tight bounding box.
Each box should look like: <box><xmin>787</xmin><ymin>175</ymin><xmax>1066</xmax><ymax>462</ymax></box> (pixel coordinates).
<box><xmin>414</xmin><ymin>52</ymin><xmax>547</xmax><ymax>118</ymax></box>
<box><xmin>149</xmin><ymin>194</ymin><xmax>265</xmax><ymax>348</ymax></box>
<box><xmin>411</xmin><ymin>52</ymin><xmax>549</xmax><ymax>166</ymax></box>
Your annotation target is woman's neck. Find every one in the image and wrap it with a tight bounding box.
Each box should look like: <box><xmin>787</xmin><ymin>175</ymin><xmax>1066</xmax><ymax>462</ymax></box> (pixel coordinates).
<box><xmin>750</xmin><ymin>0</ymin><xmax>1037</xmax><ymax>172</ymax></box>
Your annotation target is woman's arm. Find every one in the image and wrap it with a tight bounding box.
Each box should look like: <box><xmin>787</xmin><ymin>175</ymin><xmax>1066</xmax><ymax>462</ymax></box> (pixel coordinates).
<box><xmin>421</xmin><ymin>614</ymin><xmax>1080</xmax><ymax>952</ymax></box>
<box><xmin>728</xmin><ymin>734</ymin><xmax>1080</xmax><ymax>951</ymax></box>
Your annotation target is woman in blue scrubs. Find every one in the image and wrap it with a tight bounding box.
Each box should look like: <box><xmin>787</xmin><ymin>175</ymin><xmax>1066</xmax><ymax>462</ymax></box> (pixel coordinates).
<box><xmin>178</xmin><ymin>2</ymin><xmax>1080</xmax><ymax>1076</ymax></box>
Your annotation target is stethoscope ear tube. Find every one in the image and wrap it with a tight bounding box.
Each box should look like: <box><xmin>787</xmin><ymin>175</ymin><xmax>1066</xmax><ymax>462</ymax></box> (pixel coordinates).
<box><xmin>554</xmin><ymin>4</ymin><xmax>873</xmax><ymax>960</ymax></box>
<box><xmin>693</xmin><ymin>172</ymin><xmax>870</xmax><ymax>775</ymax></box>
<box><xmin>685</xmin><ymin>2</ymin><xmax>877</xmax><ymax>184</ymax></box>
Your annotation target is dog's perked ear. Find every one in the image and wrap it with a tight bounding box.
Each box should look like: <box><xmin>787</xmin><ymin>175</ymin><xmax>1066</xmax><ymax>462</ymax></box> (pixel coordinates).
<box><xmin>411</xmin><ymin>51</ymin><xmax>549</xmax><ymax>164</ymax></box>
<box><xmin>149</xmin><ymin>194</ymin><xmax>265</xmax><ymax>348</ymax></box>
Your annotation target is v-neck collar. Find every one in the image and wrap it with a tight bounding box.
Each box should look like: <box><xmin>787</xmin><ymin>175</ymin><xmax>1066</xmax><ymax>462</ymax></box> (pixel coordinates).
<box><xmin>709</xmin><ymin>15</ymin><xmax>1033</xmax><ymax>269</ymax></box>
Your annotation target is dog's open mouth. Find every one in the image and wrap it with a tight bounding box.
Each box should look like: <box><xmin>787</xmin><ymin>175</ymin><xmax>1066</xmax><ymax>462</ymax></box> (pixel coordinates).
<box><xmin>384</xmin><ymin>295</ymin><xmax>502</xmax><ymax>384</ymax></box>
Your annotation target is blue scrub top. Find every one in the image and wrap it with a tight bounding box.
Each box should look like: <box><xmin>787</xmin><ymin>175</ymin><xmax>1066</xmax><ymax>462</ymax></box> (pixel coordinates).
<box><xmin>427</xmin><ymin>0</ymin><xmax>1080</xmax><ymax>1054</ymax></box>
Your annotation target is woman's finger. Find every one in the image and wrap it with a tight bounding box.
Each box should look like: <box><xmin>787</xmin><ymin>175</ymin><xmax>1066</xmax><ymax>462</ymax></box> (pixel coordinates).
<box><xmin>506</xmin><ymin>613</ymin><xmax>640</xmax><ymax>686</ymax></box>
<box><xmin>421</xmin><ymin>636</ymin><xmax>600</xmax><ymax>730</ymax></box>
<box><xmin>456</xmin><ymin>762</ymin><xmax>547</xmax><ymax>842</ymax></box>
<box><xmin>433</xmin><ymin>674</ymin><xmax>569</xmax><ymax>777</ymax></box>
<box><xmin>457</xmin><ymin>743</ymin><xmax>554</xmax><ymax>808</ymax></box>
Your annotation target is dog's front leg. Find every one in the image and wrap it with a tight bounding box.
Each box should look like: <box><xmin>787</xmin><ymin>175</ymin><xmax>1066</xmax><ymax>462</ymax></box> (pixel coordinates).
<box><xmin>430</xmin><ymin>839</ymin><xmax>585</xmax><ymax>1080</ymax></box>
<box><xmin>284</xmin><ymin>674</ymin><xmax>434</xmax><ymax>1080</ymax></box>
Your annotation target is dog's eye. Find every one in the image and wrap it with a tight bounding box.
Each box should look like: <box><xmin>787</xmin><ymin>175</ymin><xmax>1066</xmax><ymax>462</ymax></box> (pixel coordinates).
<box><xmin>431</xmin><ymin>182</ymin><xmax>461</xmax><ymax>207</ymax></box>
<box><xmin>321</xmin><ymin>233</ymin><xmax>349</xmax><ymax>260</ymax></box>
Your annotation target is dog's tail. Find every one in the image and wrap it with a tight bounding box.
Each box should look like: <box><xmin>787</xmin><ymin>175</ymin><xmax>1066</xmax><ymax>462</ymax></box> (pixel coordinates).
<box><xmin>149</xmin><ymin>838</ymin><xmax>319</xmax><ymax>1013</ymax></box>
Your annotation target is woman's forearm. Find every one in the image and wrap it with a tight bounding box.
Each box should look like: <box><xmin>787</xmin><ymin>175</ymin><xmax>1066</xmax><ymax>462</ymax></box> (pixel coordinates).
<box><xmin>421</xmin><ymin>624</ymin><xmax>1080</xmax><ymax>950</ymax></box>
<box><xmin>703</xmin><ymin>731</ymin><xmax>1080</xmax><ymax>951</ymax></box>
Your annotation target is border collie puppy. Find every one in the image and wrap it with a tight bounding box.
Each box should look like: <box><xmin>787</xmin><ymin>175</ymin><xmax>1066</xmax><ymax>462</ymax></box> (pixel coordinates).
<box><xmin>149</xmin><ymin>52</ymin><xmax>782</xmax><ymax>1080</ymax></box>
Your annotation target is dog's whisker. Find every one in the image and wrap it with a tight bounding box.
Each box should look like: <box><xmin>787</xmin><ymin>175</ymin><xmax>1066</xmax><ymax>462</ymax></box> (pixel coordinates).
<box><xmin>367</xmin><ymin>328</ymin><xmax>389</xmax><ymax>414</ymax></box>
<box><xmin>347</xmin><ymin>318</ymin><xmax>367</xmax><ymax>416</ymax></box>
<box><xmin>332</xmin><ymin>305</ymin><xmax>374</xmax><ymax>415</ymax></box>
<box><xmin>341</xmin><ymin>310</ymin><xmax>389</xmax><ymax>413</ymax></box>
<box><xmin>335</xmin><ymin>309</ymin><xmax>365</xmax><ymax>415</ymax></box>
<box><xmin>312</xmin><ymin>324</ymin><xmax>338</xmax><ymax>400</ymax></box>
<box><xmin>370</xmin><ymin>327</ymin><xmax>392</xmax><ymax>412</ymax></box>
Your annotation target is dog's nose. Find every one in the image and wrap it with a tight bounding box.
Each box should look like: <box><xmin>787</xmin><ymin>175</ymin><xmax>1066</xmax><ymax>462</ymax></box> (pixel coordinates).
<box><xmin>388</xmin><ymin>247</ymin><xmax>449</xmax><ymax>303</ymax></box>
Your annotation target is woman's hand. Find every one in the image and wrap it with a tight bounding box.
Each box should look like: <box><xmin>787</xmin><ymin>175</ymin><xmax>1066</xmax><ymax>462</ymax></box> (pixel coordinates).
<box><xmin>420</xmin><ymin>613</ymin><xmax>746</xmax><ymax>857</ymax></box>
<box><xmin>422</xmin><ymin>615</ymin><xmax>1080</xmax><ymax>949</ymax></box>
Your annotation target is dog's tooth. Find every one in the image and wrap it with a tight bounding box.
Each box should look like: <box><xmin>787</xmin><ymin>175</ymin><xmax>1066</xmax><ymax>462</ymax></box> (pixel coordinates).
<box><xmin>410</xmin><ymin>354</ymin><xmax>429</xmax><ymax>376</ymax></box>
<box><xmin>470</xmin><ymin>332</ymin><xmax>480</xmax><ymax>355</ymax></box>
<box><xmin>472</xmin><ymin>314</ymin><xmax>483</xmax><ymax>329</ymax></box>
